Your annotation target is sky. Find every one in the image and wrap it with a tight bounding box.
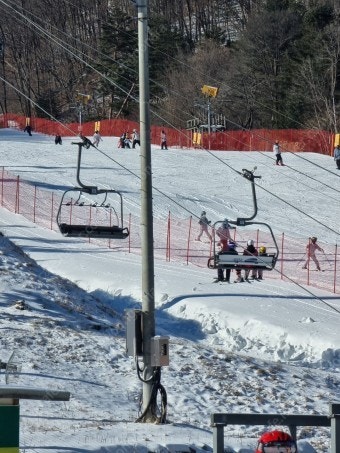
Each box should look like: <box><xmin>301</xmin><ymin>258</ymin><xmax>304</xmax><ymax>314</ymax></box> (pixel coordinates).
<box><xmin>0</xmin><ymin>127</ymin><xmax>339</xmax><ymax>453</ymax></box>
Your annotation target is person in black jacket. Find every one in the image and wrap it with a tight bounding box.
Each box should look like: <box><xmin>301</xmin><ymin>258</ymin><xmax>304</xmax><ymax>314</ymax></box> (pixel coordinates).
<box><xmin>243</xmin><ymin>239</ymin><xmax>258</xmax><ymax>280</ymax></box>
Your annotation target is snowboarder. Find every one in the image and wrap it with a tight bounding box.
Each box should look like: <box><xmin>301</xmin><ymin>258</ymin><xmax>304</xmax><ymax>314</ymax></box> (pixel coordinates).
<box><xmin>302</xmin><ymin>236</ymin><xmax>323</xmax><ymax>271</ymax></box>
<box><xmin>92</xmin><ymin>130</ymin><xmax>102</xmax><ymax>147</ymax></box>
<box><xmin>334</xmin><ymin>144</ymin><xmax>340</xmax><ymax>169</ymax></box>
<box><xmin>196</xmin><ymin>211</ymin><xmax>212</xmax><ymax>242</ymax></box>
<box><xmin>255</xmin><ymin>430</ymin><xmax>297</xmax><ymax>453</ymax></box>
<box><xmin>243</xmin><ymin>239</ymin><xmax>258</xmax><ymax>280</ymax></box>
<box><xmin>273</xmin><ymin>140</ymin><xmax>284</xmax><ymax>166</ymax></box>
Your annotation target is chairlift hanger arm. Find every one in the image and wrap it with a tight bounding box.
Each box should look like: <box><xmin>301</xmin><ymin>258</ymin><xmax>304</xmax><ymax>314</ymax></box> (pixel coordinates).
<box><xmin>71</xmin><ymin>141</ymin><xmax>98</xmax><ymax>193</ymax></box>
<box><xmin>229</xmin><ymin>167</ymin><xmax>261</xmax><ymax>225</ymax></box>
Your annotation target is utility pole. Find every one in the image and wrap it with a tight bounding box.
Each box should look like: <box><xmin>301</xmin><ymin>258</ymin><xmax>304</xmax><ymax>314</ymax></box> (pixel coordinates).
<box><xmin>136</xmin><ymin>0</ymin><xmax>157</xmax><ymax>422</ymax></box>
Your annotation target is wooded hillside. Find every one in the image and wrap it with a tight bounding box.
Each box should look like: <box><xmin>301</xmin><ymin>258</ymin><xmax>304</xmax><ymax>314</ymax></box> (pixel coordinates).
<box><xmin>0</xmin><ymin>0</ymin><xmax>339</xmax><ymax>132</ymax></box>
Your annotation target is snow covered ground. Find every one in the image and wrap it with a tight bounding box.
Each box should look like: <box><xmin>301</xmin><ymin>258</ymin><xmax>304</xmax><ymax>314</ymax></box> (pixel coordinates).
<box><xmin>0</xmin><ymin>128</ymin><xmax>339</xmax><ymax>452</ymax></box>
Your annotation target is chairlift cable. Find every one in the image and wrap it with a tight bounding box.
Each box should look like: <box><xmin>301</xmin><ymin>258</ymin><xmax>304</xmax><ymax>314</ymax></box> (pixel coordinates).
<box><xmin>2</xmin><ymin>5</ymin><xmax>339</xmax><ymax>313</ymax></box>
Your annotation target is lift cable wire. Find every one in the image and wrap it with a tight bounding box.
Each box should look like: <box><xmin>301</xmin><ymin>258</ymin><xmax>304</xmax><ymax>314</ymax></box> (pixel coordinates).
<box><xmin>4</xmin><ymin>0</ymin><xmax>340</xmax><ymax>166</ymax></box>
<box><xmin>221</xmin><ymin>136</ymin><xmax>340</xmax><ymax>204</ymax></box>
<box><xmin>1</xmin><ymin>12</ymin><xmax>339</xmax><ymax>312</ymax></box>
<box><xmin>3</xmin><ymin>0</ymin><xmax>339</xmax><ymax>188</ymax></box>
<box><xmin>1</xmin><ymin>74</ymin><xmax>339</xmax><ymax>315</ymax></box>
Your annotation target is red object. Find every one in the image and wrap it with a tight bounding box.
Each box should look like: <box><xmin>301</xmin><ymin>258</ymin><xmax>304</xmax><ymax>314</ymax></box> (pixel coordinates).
<box><xmin>255</xmin><ymin>430</ymin><xmax>296</xmax><ymax>453</ymax></box>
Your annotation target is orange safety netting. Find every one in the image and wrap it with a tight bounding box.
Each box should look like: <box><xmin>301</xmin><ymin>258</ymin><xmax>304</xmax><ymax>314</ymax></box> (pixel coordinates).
<box><xmin>0</xmin><ymin>113</ymin><xmax>334</xmax><ymax>154</ymax></box>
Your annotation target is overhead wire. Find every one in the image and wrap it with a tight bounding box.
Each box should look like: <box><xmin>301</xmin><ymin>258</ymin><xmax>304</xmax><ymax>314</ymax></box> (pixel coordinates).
<box><xmin>2</xmin><ymin>0</ymin><xmax>339</xmax><ymax>189</ymax></box>
<box><xmin>1</xmin><ymin>2</ymin><xmax>339</xmax><ymax>313</ymax></box>
<box><xmin>1</xmin><ymin>1</ymin><xmax>338</xmax><ymax>242</ymax></box>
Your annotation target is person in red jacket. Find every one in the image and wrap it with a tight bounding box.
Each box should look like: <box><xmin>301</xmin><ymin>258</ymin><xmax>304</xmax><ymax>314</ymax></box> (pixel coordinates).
<box><xmin>302</xmin><ymin>236</ymin><xmax>323</xmax><ymax>271</ymax></box>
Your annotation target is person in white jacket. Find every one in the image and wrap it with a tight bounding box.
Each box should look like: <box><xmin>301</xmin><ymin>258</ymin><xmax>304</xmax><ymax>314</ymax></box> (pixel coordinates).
<box><xmin>273</xmin><ymin>140</ymin><xmax>284</xmax><ymax>166</ymax></box>
<box><xmin>92</xmin><ymin>130</ymin><xmax>103</xmax><ymax>147</ymax></box>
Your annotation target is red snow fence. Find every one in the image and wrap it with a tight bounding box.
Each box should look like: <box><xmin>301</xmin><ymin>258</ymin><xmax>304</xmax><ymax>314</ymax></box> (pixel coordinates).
<box><xmin>0</xmin><ymin>169</ymin><xmax>338</xmax><ymax>295</ymax></box>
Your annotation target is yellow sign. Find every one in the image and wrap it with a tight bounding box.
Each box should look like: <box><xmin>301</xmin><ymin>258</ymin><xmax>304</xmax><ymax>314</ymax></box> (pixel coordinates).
<box><xmin>95</xmin><ymin>121</ymin><xmax>100</xmax><ymax>132</ymax></box>
<box><xmin>201</xmin><ymin>85</ymin><xmax>219</xmax><ymax>98</ymax></box>
<box><xmin>76</xmin><ymin>93</ymin><xmax>91</xmax><ymax>104</ymax></box>
<box><xmin>334</xmin><ymin>133</ymin><xmax>340</xmax><ymax>147</ymax></box>
<box><xmin>193</xmin><ymin>132</ymin><xmax>202</xmax><ymax>145</ymax></box>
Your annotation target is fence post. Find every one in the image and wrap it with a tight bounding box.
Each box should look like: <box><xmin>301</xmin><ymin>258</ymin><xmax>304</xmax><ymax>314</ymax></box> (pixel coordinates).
<box><xmin>280</xmin><ymin>232</ymin><xmax>284</xmax><ymax>279</ymax></box>
<box><xmin>50</xmin><ymin>192</ymin><xmax>54</xmax><ymax>230</ymax></box>
<box><xmin>334</xmin><ymin>244</ymin><xmax>338</xmax><ymax>294</ymax></box>
<box><xmin>1</xmin><ymin>167</ymin><xmax>4</xmax><ymax>207</ymax></box>
<box><xmin>33</xmin><ymin>186</ymin><xmax>37</xmax><ymax>223</ymax></box>
<box><xmin>15</xmin><ymin>175</ymin><xmax>20</xmax><ymax>214</ymax></box>
<box><xmin>128</xmin><ymin>213</ymin><xmax>131</xmax><ymax>253</ymax></box>
<box><xmin>186</xmin><ymin>216</ymin><xmax>192</xmax><ymax>265</ymax></box>
<box><xmin>166</xmin><ymin>211</ymin><xmax>171</xmax><ymax>262</ymax></box>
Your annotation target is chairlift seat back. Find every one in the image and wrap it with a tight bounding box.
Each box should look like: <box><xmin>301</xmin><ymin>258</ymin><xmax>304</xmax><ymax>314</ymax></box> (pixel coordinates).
<box><xmin>59</xmin><ymin>223</ymin><xmax>129</xmax><ymax>239</ymax></box>
<box><xmin>215</xmin><ymin>253</ymin><xmax>276</xmax><ymax>270</ymax></box>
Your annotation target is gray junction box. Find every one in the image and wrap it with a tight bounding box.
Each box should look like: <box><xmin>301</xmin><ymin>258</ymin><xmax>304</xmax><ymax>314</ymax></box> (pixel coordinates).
<box><xmin>151</xmin><ymin>336</ymin><xmax>170</xmax><ymax>366</ymax></box>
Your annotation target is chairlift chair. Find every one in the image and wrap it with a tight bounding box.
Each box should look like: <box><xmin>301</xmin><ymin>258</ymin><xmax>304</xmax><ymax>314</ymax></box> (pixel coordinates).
<box><xmin>207</xmin><ymin>168</ymin><xmax>279</xmax><ymax>271</ymax></box>
<box><xmin>56</xmin><ymin>139</ymin><xmax>129</xmax><ymax>240</ymax></box>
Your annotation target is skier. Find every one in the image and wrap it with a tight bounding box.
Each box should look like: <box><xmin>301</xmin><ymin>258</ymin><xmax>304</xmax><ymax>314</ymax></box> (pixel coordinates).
<box><xmin>92</xmin><ymin>130</ymin><xmax>102</xmax><ymax>147</ymax></box>
<box><xmin>255</xmin><ymin>430</ymin><xmax>297</xmax><ymax>453</ymax></box>
<box><xmin>196</xmin><ymin>211</ymin><xmax>212</xmax><ymax>242</ymax></box>
<box><xmin>273</xmin><ymin>140</ymin><xmax>284</xmax><ymax>166</ymax></box>
<box><xmin>334</xmin><ymin>144</ymin><xmax>340</xmax><ymax>169</ymax></box>
<box><xmin>243</xmin><ymin>239</ymin><xmax>258</xmax><ymax>280</ymax></box>
<box><xmin>302</xmin><ymin>236</ymin><xmax>323</xmax><ymax>271</ymax></box>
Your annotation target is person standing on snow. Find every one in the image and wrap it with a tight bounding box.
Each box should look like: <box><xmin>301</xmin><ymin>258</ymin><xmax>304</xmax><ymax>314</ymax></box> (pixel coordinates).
<box><xmin>216</xmin><ymin>219</ymin><xmax>232</xmax><ymax>244</ymax></box>
<box><xmin>196</xmin><ymin>211</ymin><xmax>212</xmax><ymax>242</ymax></box>
<box><xmin>132</xmin><ymin>129</ymin><xmax>140</xmax><ymax>148</ymax></box>
<box><xmin>92</xmin><ymin>130</ymin><xmax>103</xmax><ymax>147</ymax></box>
<box><xmin>302</xmin><ymin>236</ymin><xmax>323</xmax><ymax>271</ymax></box>
<box><xmin>273</xmin><ymin>140</ymin><xmax>284</xmax><ymax>166</ymax></box>
<box><xmin>161</xmin><ymin>130</ymin><xmax>168</xmax><ymax>150</ymax></box>
<box><xmin>334</xmin><ymin>144</ymin><xmax>340</xmax><ymax>169</ymax></box>
<box><xmin>243</xmin><ymin>239</ymin><xmax>258</xmax><ymax>280</ymax></box>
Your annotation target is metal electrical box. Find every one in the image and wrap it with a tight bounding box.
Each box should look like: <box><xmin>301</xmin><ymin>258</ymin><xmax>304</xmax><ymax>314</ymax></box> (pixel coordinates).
<box><xmin>126</xmin><ymin>310</ymin><xmax>143</xmax><ymax>357</ymax></box>
<box><xmin>151</xmin><ymin>336</ymin><xmax>170</xmax><ymax>366</ymax></box>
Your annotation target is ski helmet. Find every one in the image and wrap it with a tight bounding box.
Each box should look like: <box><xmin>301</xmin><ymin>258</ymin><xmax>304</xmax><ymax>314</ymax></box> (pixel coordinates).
<box><xmin>201</xmin><ymin>211</ymin><xmax>206</xmax><ymax>215</ymax></box>
<box><xmin>247</xmin><ymin>239</ymin><xmax>254</xmax><ymax>246</ymax></box>
<box><xmin>259</xmin><ymin>246</ymin><xmax>266</xmax><ymax>254</ymax></box>
<box><xmin>310</xmin><ymin>236</ymin><xmax>317</xmax><ymax>243</ymax></box>
<box><xmin>255</xmin><ymin>430</ymin><xmax>296</xmax><ymax>453</ymax></box>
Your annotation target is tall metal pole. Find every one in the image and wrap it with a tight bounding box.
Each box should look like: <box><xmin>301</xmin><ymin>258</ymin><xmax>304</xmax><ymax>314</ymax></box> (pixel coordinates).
<box><xmin>137</xmin><ymin>0</ymin><xmax>156</xmax><ymax>422</ymax></box>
